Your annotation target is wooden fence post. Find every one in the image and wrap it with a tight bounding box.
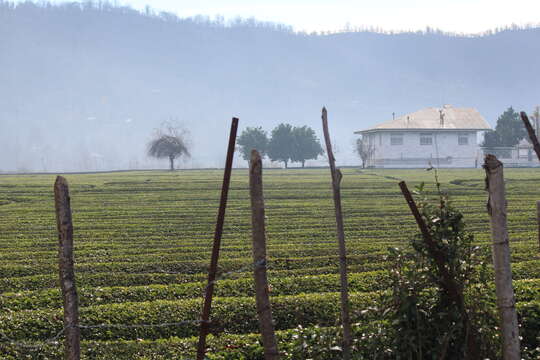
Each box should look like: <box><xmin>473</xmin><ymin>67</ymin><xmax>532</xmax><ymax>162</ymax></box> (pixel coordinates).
<box><xmin>483</xmin><ymin>155</ymin><xmax>521</xmax><ymax>360</ymax></box>
<box><xmin>249</xmin><ymin>150</ymin><xmax>279</xmax><ymax>360</ymax></box>
<box><xmin>197</xmin><ymin>117</ymin><xmax>239</xmax><ymax>360</ymax></box>
<box><xmin>54</xmin><ymin>176</ymin><xmax>80</xmax><ymax>360</ymax></box>
<box><xmin>321</xmin><ymin>107</ymin><xmax>352</xmax><ymax>359</ymax></box>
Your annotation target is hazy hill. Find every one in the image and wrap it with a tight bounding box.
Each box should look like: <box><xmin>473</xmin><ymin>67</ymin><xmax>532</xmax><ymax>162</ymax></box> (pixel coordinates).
<box><xmin>1</xmin><ymin>1</ymin><xmax>539</xmax><ymax>171</ymax></box>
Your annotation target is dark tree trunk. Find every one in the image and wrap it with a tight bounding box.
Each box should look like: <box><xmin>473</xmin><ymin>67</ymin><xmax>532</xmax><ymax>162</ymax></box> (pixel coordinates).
<box><xmin>169</xmin><ymin>156</ymin><xmax>174</xmax><ymax>171</ymax></box>
<box><xmin>301</xmin><ymin>160</ymin><xmax>305</xmax><ymax>168</ymax></box>
<box><xmin>284</xmin><ymin>160</ymin><xmax>288</xmax><ymax>169</ymax></box>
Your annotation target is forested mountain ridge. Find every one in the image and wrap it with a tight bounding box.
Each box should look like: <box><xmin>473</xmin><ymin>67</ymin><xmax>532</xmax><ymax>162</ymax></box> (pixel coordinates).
<box><xmin>1</xmin><ymin>1</ymin><xmax>539</xmax><ymax>171</ymax></box>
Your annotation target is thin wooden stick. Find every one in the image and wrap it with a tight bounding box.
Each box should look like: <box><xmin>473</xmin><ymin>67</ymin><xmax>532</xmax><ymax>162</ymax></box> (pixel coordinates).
<box><xmin>520</xmin><ymin>111</ymin><xmax>540</xmax><ymax>161</ymax></box>
<box><xmin>249</xmin><ymin>149</ymin><xmax>279</xmax><ymax>360</ymax></box>
<box><xmin>54</xmin><ymin>176</ymin><xmax>80</xmax><ymax>360</ymax></box>
<box><xmin>483</xmin><ymin>154</ymin><xmax>521</xmax><ymax>360</ymax></box>
<box><xmin>196</xmin><ymin>117</ymin><xmax>239</xmax><ymax>360</ymax></box>
<box><xmin>321</xmin><ymin>107</ymin><xmax>352</xmax><ymax>359</ymax></box>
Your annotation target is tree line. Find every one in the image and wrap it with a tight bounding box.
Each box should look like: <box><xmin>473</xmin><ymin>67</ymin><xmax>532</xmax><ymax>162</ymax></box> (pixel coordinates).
<box><xmin>145</xmin><ymin>107</ymin><xmax>540</xmax><ymax>171</ymax></box>
<box><xmin>237</xmin><ymin>124</ymin><xmax>324</xmax><ymax>168</ymax></box>
<box><xmin>146</xmin><ymin>122</ymin><xmax>324</xmax><ymax>170</ymax></box>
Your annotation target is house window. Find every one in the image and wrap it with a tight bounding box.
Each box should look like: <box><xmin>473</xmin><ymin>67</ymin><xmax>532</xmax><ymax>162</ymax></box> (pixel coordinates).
<box><xmin>458</xmin><ymin>133</ymin><xmax>469</xmax><ymax>145</ymax></box>
<box><xmin>420</xmin><ymin>133</ymin><xmax>433</xmax><ymax>145</ymax></box>
<box><xmin>390</xmin><ymin>133</ymin><xmax>403</xmax><ymax>146</ymax></box>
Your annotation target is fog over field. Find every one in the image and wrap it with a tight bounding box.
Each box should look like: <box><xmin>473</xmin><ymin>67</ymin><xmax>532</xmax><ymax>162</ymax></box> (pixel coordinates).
<box><xmin>1</xmin><ymin>1</ymin><xmax>539</xmax><ymax>172</ymax></box>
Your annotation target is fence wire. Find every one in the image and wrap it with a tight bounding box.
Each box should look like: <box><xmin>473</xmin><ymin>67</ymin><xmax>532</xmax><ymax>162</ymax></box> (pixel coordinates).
<box><xmin>0</xmin><ymin>259</ymin><xmax>269</xmax><ymax>352</ymax></box>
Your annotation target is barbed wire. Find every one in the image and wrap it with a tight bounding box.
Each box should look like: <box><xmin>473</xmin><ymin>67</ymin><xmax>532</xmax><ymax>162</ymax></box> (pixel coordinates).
<box><xmin>0</xmin><ymin>259</ymin><xmax>269</xmax><ymax>351</ymax></box>
<box><xmin>0</xmin><ymin>219</ymin><xmax>275</xmax><ymax>353</ymax></box>
<box><xmin>0</xmin><ymin>326</ymin><xmax>68</xmax><ymax>350</ymax></box>
<box><xmin>0</xmin><ymin>317</ymin><xmax>206</xmax><ymax>350</ymax></box>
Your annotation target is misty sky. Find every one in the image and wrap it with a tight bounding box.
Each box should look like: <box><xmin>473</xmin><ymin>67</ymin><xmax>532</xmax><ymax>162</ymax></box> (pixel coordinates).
<box><xmin>25</xmin><ymin>0</ymin><xmax>540</xmax><ymax>33</ymax></box>
<box><xmin>3</xmin><ymin>1</ymin><xmax>540</xmax><ymax>172</ymax></box>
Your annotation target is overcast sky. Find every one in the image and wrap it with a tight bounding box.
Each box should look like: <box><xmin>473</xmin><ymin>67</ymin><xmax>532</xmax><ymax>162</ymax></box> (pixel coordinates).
<box><xmin>31</xmin><ymin>0</ymin><xmax>540</xmax><ymax>34</ymax></box>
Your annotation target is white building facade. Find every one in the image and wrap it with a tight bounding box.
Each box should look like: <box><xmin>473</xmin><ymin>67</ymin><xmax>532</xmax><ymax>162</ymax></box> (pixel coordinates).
<box><xmin>355</xmin><ymin>105</ymin><xmax>492</xmax><ymax>168</ymax></box>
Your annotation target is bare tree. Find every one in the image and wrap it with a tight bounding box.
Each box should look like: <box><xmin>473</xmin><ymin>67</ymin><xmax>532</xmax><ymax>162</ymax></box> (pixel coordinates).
<box><xmin>355</xmin><ymin>136</ymin><xmax>374</xmax><ymax>168</ymax></box>
<box><xmin>147</xmin><ymin>122</ymin><xmax>190</xmax><ymax>170</ymax></box>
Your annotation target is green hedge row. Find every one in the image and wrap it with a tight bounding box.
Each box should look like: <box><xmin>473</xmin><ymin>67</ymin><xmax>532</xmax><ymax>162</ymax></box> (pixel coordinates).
<box><xmin>2</xmin><ymin>287</ymin><xmax>540</xmax><ymax>345</ymax></box>
<box><xmin>0</xmin><ymin>292</ymin><xmax>379</xmax><ymax>341</ymax></box>
<box><xmin>2</xmin><ymin>300</ymin><xmax>539</xmax><ymax>360</ymax></box>
<box><xmin>0</xmin><ymin>253</ymin><xmax>389</xmax><ymax>278</ymax></box>
<box><xmin>0</xmin><ymin>323</ymin><xmax>383</xmax><ymax>360</ymax></box>
<box><xmin>2</xmin><ymin>238</ymin><xmax>537</xmax><ymax>264</ymax></box>
<box><xmin>6</xmin><ymin>248</ymin><xmax>391</xmax><ymax>267</ymax></box>
<box><xmin>0</xmin><ymin>241</ymin><xmax>396</xmax><ymax>262</ymax></box>
<box><xmin>1</xmin><ymin>271</ymin><xmax>389</xmax><ymax>311</ymax></box>
<box><xmin>0</xmin><ymin>263</ymin><xmax>387</xmax><ymax>294</ymax></box>
<box><xmin>3</xmin><ymin>272</ymin><xmax>539</xmax><ymax>312</ymax></box>
<box><xmin>2</xmin><ymin>258</ymin><xmax>538</xmax><ymax>296</ymax></box>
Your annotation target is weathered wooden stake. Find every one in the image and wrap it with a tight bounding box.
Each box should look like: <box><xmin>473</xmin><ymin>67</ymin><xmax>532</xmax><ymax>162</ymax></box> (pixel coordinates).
<box><xmin>54</xmin><ymin>176</ymin><xmax>80</xmax><ymax>360</ymax></box>
<box><xmin>249</xmin><ymin>150</ymin><xmax>279</xmax><ymax>360</ymax></box>
<box><xmin>197</xmin><ymin>117</ymin><xmax>239</xmax><ymax>360</ymax></box>
<box><xmin>520</xmin><ymin>111</ymin><xmax>540</xmax><ymax>161</ymax></box>
<box><xmin>483</xmin><ymin>154</ymin><xmax>521</xmax><ymax>360</ymax></box>
<box><xmin>321</xmin><ymin>107</ymin><xmax>352</xmax><ymax>359</ymax></box>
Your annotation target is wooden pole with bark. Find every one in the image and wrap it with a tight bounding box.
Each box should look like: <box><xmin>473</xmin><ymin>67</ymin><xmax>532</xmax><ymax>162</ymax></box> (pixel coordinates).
<box><xmin>483</xmin><ymin>154</ymin><xmax>521</xmax><ymax>360</ymax></box>
<box><xmin>54</xmin><ymin>176</ymin><xmax>80</xmax><ymax>360</ymax></box>
<box><xmin>321</xmin><ymin>107</ymin><xmax>352</xmax><ymax>359</ymax></box>
<box><xmin>520</xmin><ymin>111</ymin><xmax>540</xmax><ymax>161</ymax></box>
<box><xmin>249</xmin><ymin>149</ymin><xmax>279</xmax><ymax>360</ymax></box>
<box><xmin>196</xmin><ymin>117</ymin><xmax>239</xmax><ymax>360</ymax></box>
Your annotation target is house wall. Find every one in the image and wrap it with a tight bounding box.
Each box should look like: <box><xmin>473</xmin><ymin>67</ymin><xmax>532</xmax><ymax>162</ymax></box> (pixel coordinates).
<box><xmin>366</xmin><ymin>131</ymin><xmax>479</xmax><ymax>168</ymax></box>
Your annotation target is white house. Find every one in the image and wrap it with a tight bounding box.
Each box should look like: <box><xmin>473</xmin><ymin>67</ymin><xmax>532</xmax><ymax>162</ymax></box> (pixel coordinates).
<box><xmin>355</xmin><ymin>105</ymin><xmax>492</xmax><ymax>168</ymax></box>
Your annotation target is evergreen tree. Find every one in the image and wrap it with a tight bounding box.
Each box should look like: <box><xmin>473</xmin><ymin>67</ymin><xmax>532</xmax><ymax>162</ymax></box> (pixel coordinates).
<box><xmin>482</xmin><ymin>107</ymin><xmax>526</xmax><ymax>148</ymax></box>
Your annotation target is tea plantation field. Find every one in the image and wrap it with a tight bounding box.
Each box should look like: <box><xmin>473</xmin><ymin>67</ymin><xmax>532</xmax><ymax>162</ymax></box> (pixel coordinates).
<box><xmin>0</xmin><ymin>168</ymin><xmax>539</xmax><ymax>359</ymax></box>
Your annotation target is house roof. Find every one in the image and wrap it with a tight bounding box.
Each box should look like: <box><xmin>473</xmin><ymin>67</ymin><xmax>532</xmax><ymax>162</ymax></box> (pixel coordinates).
<box><xmin>355</xmin><ymin>105</ymin><xmax>492</xmax><ymax>133</ymax></box>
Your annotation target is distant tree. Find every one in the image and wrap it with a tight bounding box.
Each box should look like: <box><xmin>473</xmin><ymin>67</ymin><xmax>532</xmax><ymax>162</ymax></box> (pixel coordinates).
<box><xmin>237</xmin><ymin>127</ymin><xmax>268</xmax><ymax>165</ymax></box>
<box><xmin>268</xmin><ymin>123</ymin><xmax>295</xmax><ymax>168</ymax></box>
<box><xmin>291</xmin><ymin>126</ymin><xmax>323</xmax><ymax>167</ymax></box>
<box><xmin>482</xmin><ymin>107</ymin><xmax>526</xmax><ymax>148</ymax></box>
<box><xmin>355</xmin><ymin>136</ymin><xmax>374</xmax><ymax>168</ymax></box>
<box><xmin>147</xmin><ymin>123</ymin><xmax>190</xmax><ymax>171</ymax></box>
